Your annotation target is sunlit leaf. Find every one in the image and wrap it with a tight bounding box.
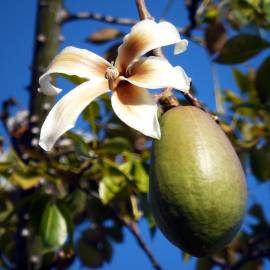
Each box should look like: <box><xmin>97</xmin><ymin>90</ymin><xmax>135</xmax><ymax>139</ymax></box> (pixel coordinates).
<box><xmin>10</xmin><ymin>172</ymin><xmax>41</xmax><ymax>190</ymax></box>
<box><xmin>57</xmin><ymin>201</ymin><xmax>74</xmax><ymax>244</ymax></box>
<box><xmin>40</xmin><ymin>202</ymin><xmax>67</xmax><ymax>251</ymax></box>
<box><xmin>99</xmin><ymin>174</ymin><xmax>126</xmax><ymax>204</ymax></box>
<box><xmin>132</xmin><ymin>160</ymin><xmax>149</xmax><ymax>193</ymax></box>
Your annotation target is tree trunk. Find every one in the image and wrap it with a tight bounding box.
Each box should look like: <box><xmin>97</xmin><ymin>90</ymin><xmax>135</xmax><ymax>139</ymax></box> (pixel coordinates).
<box><xmin>28</xmin><ymin>0</ymin><xmax>62</xmax><ymax>142</ymax></box>
<box><xmin>14</xmin><ymin>1</ymin><xmax>62</xmax><ymax>268</ymax></box>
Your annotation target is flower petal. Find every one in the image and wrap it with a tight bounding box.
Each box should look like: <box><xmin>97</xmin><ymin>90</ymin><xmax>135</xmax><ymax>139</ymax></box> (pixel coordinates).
<box><xmin>115</xmin><ymin>20</ymin><xmax>188</xmax><ymax>72</ymax></box>
<box><xmin>121</xmin><ymin>56</ymin><xmax>191</xmax><ymax>92</ymax></box>
<box><xmin>112</xmin><ymin>82</ymin><xmax>160</xmax><ymax>139</ymax></box>
<box><xmin>39</xmin><ymin>46</ymin><xmax>110</xmax><ymax>96</ymax></box>
<box><xmin>39</xmin><ymin>79</ymin><xmax>109</xmax><ymax>151</ymax></box>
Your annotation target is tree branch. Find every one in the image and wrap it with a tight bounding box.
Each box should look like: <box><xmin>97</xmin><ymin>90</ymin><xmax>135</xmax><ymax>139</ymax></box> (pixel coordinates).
<box><xmin>61</xmin><ymin>7</ymin><xmax>204</xmax><ymax>47</ymax></box>
<box><xmin>125</xmin><ymin>220</ymin><xmax>163</xmax><ymax>270</ymax></box>
<box><xmin>230</xmin><ymin>248</ymin><xmax>269</xmax><ymax>270</ymax></box>
<box><xmin>79</xmin><ymin>185</ymin><xmax>162</xmax><ymax>270</ymax></box>
<box><xmin>61</xmin><ymin>10</ymin><xmax>137</xmax><ymax>25</ymax></box>
<box><xmin>135</xmin><ymin>0</ymin><xmax>216</xmax><ymax>119</ymax></box>
<box><xmin>136</xmin><ymin>0</ymin><xmax>152</xmax><ymax>20</ymax></box>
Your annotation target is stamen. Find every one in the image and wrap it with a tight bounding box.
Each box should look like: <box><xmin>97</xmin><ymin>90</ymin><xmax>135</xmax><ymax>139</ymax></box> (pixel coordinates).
<box><xmin>105</xmin><ymin>65</ymin><xmax>120</xmax><ymax>90</ymax></box>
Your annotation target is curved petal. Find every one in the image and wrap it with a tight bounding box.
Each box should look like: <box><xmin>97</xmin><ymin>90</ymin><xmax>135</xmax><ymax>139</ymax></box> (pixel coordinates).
<box><xmin>115</xmin><ymin>20</ymin><xmax>188</xmax><ymax>73</ymax></box>
<box><xmin>39</xmin><ymin>79</ymin><xmax>109</xmax><ymax>151</ymax></box>
<box><xmin>39</xmin><ymin>46</ymin><xmax>110</xmax><ymax>96</ymax></box>
<box><xmin>112</xmin><ymin>82</ymin><xmax>160</xmax><ymax>139</ymax></box>
<box><xmin>121</xmin><ymin>56</ymin><xmax>191</xmax><ymax>92</ymax></box>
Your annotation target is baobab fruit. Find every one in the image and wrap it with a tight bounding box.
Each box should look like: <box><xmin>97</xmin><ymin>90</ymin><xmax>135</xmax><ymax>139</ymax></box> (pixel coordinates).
<box><xmin>149</xmin><ymin>106</ymin><xmax>247</xmax><ymax>257</ymax></box>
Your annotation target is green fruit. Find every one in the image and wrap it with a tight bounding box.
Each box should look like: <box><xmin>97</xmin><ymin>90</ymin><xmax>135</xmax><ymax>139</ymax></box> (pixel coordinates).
<box><xmin>149</xmin><ymin>106</ymin><xmax>247</xmax><ymax>257</ymax></box>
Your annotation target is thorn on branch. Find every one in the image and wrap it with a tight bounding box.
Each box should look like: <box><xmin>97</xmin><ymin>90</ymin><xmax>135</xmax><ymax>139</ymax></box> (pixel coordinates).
<box><xmin>37</xmin><ymin>34</ymin><xmax>46</xmax><ymax>43</ymax></box>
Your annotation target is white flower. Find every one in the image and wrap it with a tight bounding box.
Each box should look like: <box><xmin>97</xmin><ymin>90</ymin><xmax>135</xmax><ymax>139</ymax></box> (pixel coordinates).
<box><xmin>39</xmin><ymin>20</ymin><xmax>190</xmax><ymax>151</ymax></box>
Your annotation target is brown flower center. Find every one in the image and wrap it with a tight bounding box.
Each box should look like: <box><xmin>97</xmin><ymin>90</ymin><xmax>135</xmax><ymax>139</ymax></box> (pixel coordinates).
<box><xmin>105</xmin><ymin>65</ymin><xmax>120</xmax><ymax>90</ymax></box>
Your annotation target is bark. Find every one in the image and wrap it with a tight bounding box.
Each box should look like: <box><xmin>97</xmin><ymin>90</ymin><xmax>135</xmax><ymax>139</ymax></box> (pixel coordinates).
<box><xmin>14</xmin><ymin>1</ymin><xmax>62</xmax><ymax>269</ymax></box>
<box><xmin>28</xmin><ymin>0</ymin><xmax>62</xmax><ymax>139</ymax></box>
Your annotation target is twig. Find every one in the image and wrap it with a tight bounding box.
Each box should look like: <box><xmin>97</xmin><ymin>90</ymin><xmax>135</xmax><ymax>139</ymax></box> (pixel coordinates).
<box><xmin>230</xmin><ymin>248</ymin><xmax>270</xmax><ymax>270</ymax></box>
<box><xmin>136</xmin><ymin>0</ymin><xmax>165</xmax><ymax>58</ymax></box>
<box><xmin>183</xmin><ymin>91</ymin><xmax>220</xmax><ymax>123</ymax></box>
<box><xmin>184</xmin><ymin>0</ymin><xmax>201</xmax><ymax>36</ymax></box>
<box><xmin>61</xmin><ymin>10</ymin><xmax>138</xmax><ymax>25</ymax></box>
<box><xmin>125</xmin><ymin>221</ymin><xmax>163</xmax><ymax>270</ymax></box>
<box><xmin>136</xmin><ymin>0</ymin><xmax>152</xmax><ymax>20</ymax></box>
<box><xmin>80</xmin><ymin>186</ymin><xmax>162</xmax><ymax>269</ymax></box>
<box><xmin>62</xmin><ymin>8</ymin><xmax>204</xmax><ymax>47</ymax></box>
<box><xmin>135</xmin><ymin>0</ymin><xmax>213</xmax><ymax>116</ymax></box>
<box><xmin>209</xmin><ymin>256</ymin><xmax>227</xmax><ymax>268</ymax></box>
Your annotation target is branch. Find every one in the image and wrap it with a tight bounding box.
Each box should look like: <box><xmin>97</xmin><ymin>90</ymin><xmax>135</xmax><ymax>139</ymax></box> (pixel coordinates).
<box><xmin>80</xmin><ymin>186</ymin><xmax>162</xmax><ymax>270</ymax></box>
<box><xmin>136</xmin><ymin>0</ymin><xmax>152</xmax><ymax>20</ymax></box>
<box><xmin>230</xmin><ymin>248</ymin><xmax>270</xmax><ymax>270</ymax></box>
<box><xmin>184</xmin><ymin>0</ymin><xmax>201</xmax><ymax>36</ymax></box>
<box><xmin>124</xmin><ymin>220</ymin><xmax>163</xmax><ymax>270</ymax></box>
<box><xmin>62</xmin><ymin>8</ymin><xmax>204</xmax><ymax>47</ymax></box>
<box><xmin>61</xmin><ymin>10</ymin><xmax>137</xmax><ymax>25</ymax></box>
<box><xmin>135</xmin><ymin>0</ymin><xmax>165</xmax><ymax>58</ymax></box>
<box><xmin>135</xmin><ymin>0</ymin><xmax>215</xmax><ymax>119</ymax></box>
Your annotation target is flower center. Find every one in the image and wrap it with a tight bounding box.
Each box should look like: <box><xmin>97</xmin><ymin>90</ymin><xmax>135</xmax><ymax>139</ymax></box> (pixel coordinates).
<box><xmin>105</xmin><ymin>65</ymin><xmax>120</xmax><ymax>90</ymax></box>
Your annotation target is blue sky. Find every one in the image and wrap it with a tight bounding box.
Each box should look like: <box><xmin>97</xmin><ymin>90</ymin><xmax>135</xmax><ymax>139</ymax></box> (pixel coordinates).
<box><xmin>1</xmin><ymin>1</ymin><xmax>270</xmax><ymax>270</ymax></box>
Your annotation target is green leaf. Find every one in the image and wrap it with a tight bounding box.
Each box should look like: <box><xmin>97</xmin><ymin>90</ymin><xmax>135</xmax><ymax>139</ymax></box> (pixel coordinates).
<box><xmin>100</xmin><ymin>137</ymin><xmax>132</xmax><ymax>155</ymax></box>
<box><xmin>40</xmin><ymin>202</ymin><xmax>67</xmax><ymax>251</ymax></box>
<box><xmin>99</xmin><ymin>175</ymin><xmax>126</xmax><ymax>204</ymax></box>
<box><xmin>139</xmin><ymin>194</ymin><xmax>156</xmax><ymax>237</ymax></box>
<box><xmin>204</xmin><ymin>21</ymin><xmax>227</xmax><ymax>54</ymax></box>
<box><xmin>0</xmin><ymin>162</ymin><xmax>12</xmax><ymax>173</ymax></box>
<box><xmin>249</xmin><ymin>203</ymin><xmax>268</xmax><ymax>232</ymax></box>
<box><xmin>215</xmin><ymin>35</ymin><xmax>270</xmax><ymax>64</ymax></box>
<box><xmin>56</xmin><ymin>202</ymin><xmax>74</xmax><ymax>245</ymax></box>
<box><xmin>66</xmin><ymin>132</ymin><xmax>91</xmax><ymax>158</ymax></box>
<box><xmin>132</xmin><ymin>160</ymin><xmax>149</xmax><ymax>193</ymax></box>
<box><xmin>29</xmin><ymin>193</ymin><xmax>50</xmax><ymax>229</ymax></box>
<box><xmin>250</xmin><ymin>143</ymin><xmax>270</xmax><ymax>181</ymax></box>
<box><xmin>65</xmin><ymin>189</ymin><xmax>87</xmax><ymax>217</ymax></box>
<box><xmin>82</xmin><ymin>101</ymin><xmax>100</xmax><ymax>138</ymax></box>
<box><xmin>60</xmin><ymin>74</ymin><xmax>88</xmax><ymax>86</ymax></box>
<box><xmin>77</xmin><ymin>239</ymin><xmax>103</xmax><ymax>268</ymax></box>
<box><xmin>232</xmin><ymin>68</ymin><xmax>255</xmax><ymax>95</ymax></box>
<box><xmin>106</xmin><ymin>226</ymin><xmax>123</xmax><ymax>243</ymax></box>
<box><xmin>78</xmin><ymin>228</ymin><xmax>113</xmax><ymax>266</ymax></box>
<box><xmin>255</xmin><ymin>56</ymin><xmax>270</xmax><ymax>103</ymax></box>
<box><xmin>196</xmin><ymin>258</ymin><xmax>214</xmax><ymax>270</ymax></box>
<box><xmin>10</xmin><ymin>171</ymin><xmax>41</xmax><ymax>190</ymax></box>
<box><xmin>238</xmin><ymin>259</ymin><xmax>262</xmax><ymax>270</ymax></box>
